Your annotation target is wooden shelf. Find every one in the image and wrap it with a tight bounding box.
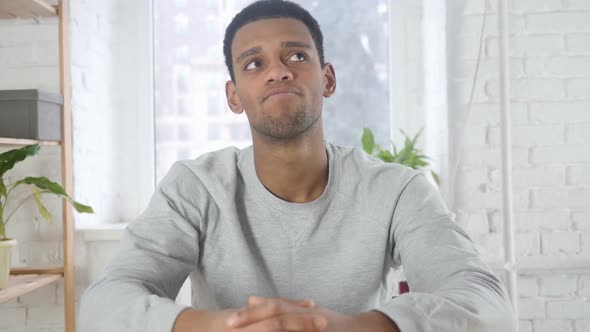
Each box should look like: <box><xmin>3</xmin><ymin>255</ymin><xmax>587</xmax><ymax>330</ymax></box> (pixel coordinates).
<box><xmin>0</xmin><ymin>0</ymin><xmax>76</xmax><ymax>329</ymax></box>
<box><xmin>0</xmin><ymin>137</ymin><xmax>61</xmax><ymax>147</ymax></box>
<box><xmin>0</xmin><ymin>0</ymin><xmax>57</xmax><ymax>19</ymax></box>
<box><xmin>0</xmin><ymin>274</ymin><xmax>63</xmax><ymax>303</ymax></box>
<box><xmin>11</xmin><ymin>266</ymin><xmax>64</xmax><ymax>275</ymax></box>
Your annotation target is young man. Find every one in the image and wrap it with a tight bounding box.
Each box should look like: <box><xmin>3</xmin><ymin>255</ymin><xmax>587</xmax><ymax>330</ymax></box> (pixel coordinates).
<box><xmin>80</xmin><ymin>1</ymin><xmax>514</xmax><ymax>331</ymax></box>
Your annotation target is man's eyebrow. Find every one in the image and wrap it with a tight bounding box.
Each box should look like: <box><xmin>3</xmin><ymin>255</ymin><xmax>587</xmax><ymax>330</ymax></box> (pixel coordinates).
<box><xmin>235</xmin><ymin>42</ymin><xmax>312</xmax><ymax>64</ymax></box>
<box><xmin>236</xmin><ymin>46</ymin><xmax>262</xmax><ymax>64</ymax></box>
<box><xmin>282</xmin><ymin>41</ymin><xmax>312</xmax><ymax>49</ymax></box>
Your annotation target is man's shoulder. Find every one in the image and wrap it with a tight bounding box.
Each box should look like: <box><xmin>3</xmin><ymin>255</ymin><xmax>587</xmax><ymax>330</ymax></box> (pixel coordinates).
<box><xmin>180</xmin><ymin>145</ymin><xmax>245</xmax><ymax>169</ymax></box>
<box><xmin>330</xmin><ymin>142</ymin><xmax>418</xmax><ymax>184</ymax></box>
<box><xmin>161</xmin><ymin>145</ymin><xmax>248</xmax><ymax>188</ymax></box>
<box><xmin>329</xmin><ymin>142</ymin><xmax>426</xmax><ymax>225</ymax></box>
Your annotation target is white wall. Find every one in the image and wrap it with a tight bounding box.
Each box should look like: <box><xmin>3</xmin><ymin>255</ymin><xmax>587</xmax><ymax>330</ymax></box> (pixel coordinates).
<box><xmin>71</xmin><ymin>0</ymin><xmax>154</xmax><ymax>226</ymax></box>
<box><xmin>0</xmin><ymin>14</ymin><xmax>67</xmax><ymax>331</ymax></box>
<box><xmin>0</xmin><ymin>0</ymin><xmax>153</xmax><ymax>330</ymax></box>
<box><xmin>446</xmin><ymin>0</ymin><xmax>590</xmax><ymax>331</ymax></box>
<box><xmin>390</xmin><ymin>0</ymin><xmax>449</xmax><ymax>196</ymax></box>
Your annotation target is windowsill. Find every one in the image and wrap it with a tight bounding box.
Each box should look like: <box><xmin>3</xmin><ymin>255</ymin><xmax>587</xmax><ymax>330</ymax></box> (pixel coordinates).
<box><xmin>77</xmin><ymin>223</ymin><xmax>127</xmax><ymax>242</ymax></box>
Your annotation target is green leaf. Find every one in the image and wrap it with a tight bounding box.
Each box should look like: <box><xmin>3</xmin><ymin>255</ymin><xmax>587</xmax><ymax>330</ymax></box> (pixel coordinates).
<box><xmin>416</xmin><ymin>154</ymin><xmax>430</xmax><ymax>161</ymax></box>
<box><xmin>411</xmin><ymin>128</ymin><xmax>423</xmax><ymax>146</ymax></box>
<box><xmin>360</xmin><ymin>127</ymin><xmax>440</xmax><ymax>187</ymax></box>
<box><xmin>15</xmin><ymin>177</ymin><xmax>94</xmax><ymax>214</ymax></box>
<box><xmin>31</xmin><ymin>186</ymin><xmax>52</xmax><ymax>222</ymax></box>
<box><xmin>0</xmin><ymin>218</ymin><xmax>5</xmax><ymax>239</ymax></box>
<box><xmin>0</xmin><ymin>179</ymin><xmax>5</xmax><ymax>198</ymax></box>
<box><xmin>399</xmin><ymin>129</ymin><xmax>412</xmax><ymax>147</ymax></box>
<box><xmin>361</xmin><ymin>128</ymin><xmax>375</xmax><ymax>155</ymax></box>
<box><xmin>414</xmin><ymin>159</ymin><xmax>429</xmax><ymax>168</ymax></box>
<box><xmin>71</xmin><ymin>201</ymin><xmax>94</xmax><ymax>214</ymax></box>
<box><xmin>394</xmin><ymin>145</ymin><xmax>412</xmax><ymax>165</ymax></box>
<box><xmin>391</xmin><ymin>142</ymin><xmax>398</xmax><ymax>157</ymax></box>
<box><xmin>431</xmin><ymin>170</ymin><xmax>440</xmax><ymax>186</ymax></box>
<box><xmin>376</xmin><ymin>150</ymin><xmax>395</xmax><ymax>162</ymax></box>
<box><xmin>0</xmin><ymin>144</ymin><xmax>40</xmax><ymax>177</ymax></box>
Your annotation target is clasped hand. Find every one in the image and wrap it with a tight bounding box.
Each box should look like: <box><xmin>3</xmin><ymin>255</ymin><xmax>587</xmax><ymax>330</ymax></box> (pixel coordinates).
<box><xmin>224</xmin><ymin>296</ymin><xmax>356</xmax><ymax>332</ymax></box>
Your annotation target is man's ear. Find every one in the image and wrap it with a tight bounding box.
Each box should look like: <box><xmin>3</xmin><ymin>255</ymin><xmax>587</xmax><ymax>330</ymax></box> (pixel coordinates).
<box><xmin>322</xmin><ymin>63</ymin><xmax>337</xmax><ymax>98</ymax></box>
<box><xmin>225</xmin><ymin>80</ymin><xmax>243</xmax><ymax>114</ymax></box>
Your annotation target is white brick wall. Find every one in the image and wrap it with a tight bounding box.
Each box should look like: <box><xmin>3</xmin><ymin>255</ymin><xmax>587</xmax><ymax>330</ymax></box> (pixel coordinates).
<box><xmin>566</xmin><ymin>35</ymin><xmax>590</xmax><ymax>54</ymax></box>
<box><xmin>0</xmin><ymin>13</ymin><xmax>68</xmax><ymax>332</ymax></box>
<box><xmin>519</xmin><ymin>298</ymin><xmax>546</xmax><ymax>319</ymax></box>
<box><xmin>540</xmin><ymin>275</ymin><xmax>578</xmax><ymax>297</ymax></box>
<box><xmin>526</xmin><ymin>12</ymin><xmax>590</xmax><ymax>32</ymax></box>
<box><xmin>519</xmin><ymin>276</ymin><xmax>540</xmax><ymax>297</ymax></box>
<box><xmin>547</xmin><ymin>300</ymin><xmax>590</xmax><ymax>319</ymax></box>
<box><xmin>70</xmin><ymin>0</ymin><xmax>154</xmax><ymax>228</ymax></box>
<box><xmin>0</xmin><ymin>0</ymin><xmax>151</xmax><ymax>330</ymax></box>
<box><xmin>447</xmin><ymin>0</ymin><xmax>590</xmax><ymax>330</ymax></box>
<box><xmin>533</xmin><ymin>320</ymin><xmax>573</xmax><ymax>332</ymax></box>
<box><xmin>574</xmin><ymin>321</ymin><xmax>590</xmax><ymax>332</ymax></box>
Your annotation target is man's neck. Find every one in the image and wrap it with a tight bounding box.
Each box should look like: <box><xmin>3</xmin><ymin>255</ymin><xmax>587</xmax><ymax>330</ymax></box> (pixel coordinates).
<box><xmin>252</xmin><ymin>126</ymin><xmax>328</xmax><ymax>204</ymax></box>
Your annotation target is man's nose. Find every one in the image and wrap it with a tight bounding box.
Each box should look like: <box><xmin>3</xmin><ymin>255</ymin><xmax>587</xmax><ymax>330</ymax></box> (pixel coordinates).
<box><xmin>265</xmin><ymin>60</ymin><xmax>294</xmax><ymax>83</ymax></box>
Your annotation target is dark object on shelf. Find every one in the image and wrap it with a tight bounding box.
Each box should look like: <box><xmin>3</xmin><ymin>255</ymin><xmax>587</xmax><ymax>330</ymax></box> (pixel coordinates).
<box><xmin>0</xmin><ymin>89</ymin><xmax>62</xmax><ymax>140</ymax></box>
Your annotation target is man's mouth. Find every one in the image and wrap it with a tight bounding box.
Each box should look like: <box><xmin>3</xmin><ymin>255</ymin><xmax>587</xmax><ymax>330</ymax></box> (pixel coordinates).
<box><xmin>263</xmin><ymin>88</ymin><xmax>301</xmax><ymax>101</ymax></box>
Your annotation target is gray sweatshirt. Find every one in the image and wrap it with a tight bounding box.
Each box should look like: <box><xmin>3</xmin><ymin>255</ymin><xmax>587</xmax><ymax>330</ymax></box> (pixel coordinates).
<box><xmin>79</xmin><ymin>141</ymin><xmax>514</xmax><ymax>332</ymax></box>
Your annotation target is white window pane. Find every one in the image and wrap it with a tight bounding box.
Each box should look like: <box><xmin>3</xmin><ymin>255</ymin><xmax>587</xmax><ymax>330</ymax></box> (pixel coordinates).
<box><xmin>304</xmin><ymin>0</ymin><xmax>391</xmax><ymax>147</ymax></box>
<box><xmin>175</xmin><ymin>13</ymin><xmax>189</xmax><ymax>34</ymax></box>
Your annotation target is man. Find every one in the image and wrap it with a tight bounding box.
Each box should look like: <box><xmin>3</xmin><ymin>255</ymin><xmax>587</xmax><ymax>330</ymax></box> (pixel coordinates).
<box><xmin>79</xmin><ymin>1</ymin><xmax>514</xmax><ymax>331</ymax></box>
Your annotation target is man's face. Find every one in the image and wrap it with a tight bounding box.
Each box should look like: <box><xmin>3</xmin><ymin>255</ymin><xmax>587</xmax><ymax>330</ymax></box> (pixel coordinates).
<box><xmin>226</xmin><ymin>18</ymin><xmax>336</xmax><ymax>140</ymax></box>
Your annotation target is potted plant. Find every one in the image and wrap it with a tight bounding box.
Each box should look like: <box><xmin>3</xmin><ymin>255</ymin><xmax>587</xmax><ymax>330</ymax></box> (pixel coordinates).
<box><xmin>0</xmin><ymin>144</ymin><xmax>93</xmax><ymax>288</ymax></box>
<box><xmin>361</xmin><ymin>127</ymin><xmax>440</xmax><ymax>186</ymax></box>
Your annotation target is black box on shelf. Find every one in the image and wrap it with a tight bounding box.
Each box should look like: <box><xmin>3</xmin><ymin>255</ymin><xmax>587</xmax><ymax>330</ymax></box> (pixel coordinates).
<box><xmin>0</xmin><ymin>89</ymin><xmax>62</xmax><ymax>141</ymax></box>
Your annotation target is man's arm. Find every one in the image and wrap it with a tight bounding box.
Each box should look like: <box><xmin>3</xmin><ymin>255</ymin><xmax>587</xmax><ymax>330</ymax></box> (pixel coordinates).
<box><xmin>173</xmin><ymin>308</ymin><xmax>235</xmax><ymax>332</ymax></box>
<box><xmin>376</xmin><ymin>174</ymin><xmax>515</xmax><ymax>332</ymax></box>
<box><xmin>356</xmin><ymin>310</ymin><xmax>400</xmax><ymax>332</ymax></box>
<box><xmin>79</xmin><ymin>163</ymin><xmax>203</xmax><ymax>332</ymax></box>
<box><xmin>173</xmin><ymin>309</ymin><xmax>210</xmax><ymax>332</ymax></box>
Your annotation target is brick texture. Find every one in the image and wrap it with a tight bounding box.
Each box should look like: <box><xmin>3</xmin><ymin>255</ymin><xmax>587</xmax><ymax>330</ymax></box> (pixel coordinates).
<box><xmin>448</xmin><ymin>1</ymin><xmax>590</xmax><ymax>330</ymax></box>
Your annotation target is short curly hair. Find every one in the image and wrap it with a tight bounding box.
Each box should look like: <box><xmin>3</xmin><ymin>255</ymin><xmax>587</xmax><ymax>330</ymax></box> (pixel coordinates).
<box><xmin>223</xmin><ymin>0</ymin><xmax>325</xmax><ymax>81</ymax></box>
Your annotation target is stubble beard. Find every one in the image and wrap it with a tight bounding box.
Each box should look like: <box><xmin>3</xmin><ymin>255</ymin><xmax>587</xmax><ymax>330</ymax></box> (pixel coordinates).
<box><xmin>252</xmin><ymin>102</ymin><xmax>321</xmax><ymax>141</ymax></box>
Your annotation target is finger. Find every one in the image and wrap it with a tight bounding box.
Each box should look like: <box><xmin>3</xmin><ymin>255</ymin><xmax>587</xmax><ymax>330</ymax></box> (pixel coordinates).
<box><xmin>249</xmin><ymin>296</ymin><xmax>315</xmax><ymax>308</ymax></box>
<box><xmin>232</xmin><ymin>312</ymin><xmax>327</xmax><ymax>332</ymax></box>
<box><xmin>228</xmin><ymin>299</ymin><xmax>310</xmax><ymax>328</ymax></box>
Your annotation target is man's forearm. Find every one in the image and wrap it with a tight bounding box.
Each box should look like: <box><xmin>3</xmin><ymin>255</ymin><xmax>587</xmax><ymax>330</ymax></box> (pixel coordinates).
<box><xmin>172</xmin><ymin>309</ymin><xmax>213</xmax><ymax>332</ymax></box>
<box><xmin>356</xmin><ymin>311</ymin><xmax>401</xmax><ymax>332</ymax></box>
<box><xmin>172</xmin><ymin>306</ymin><xmax>400</xmax><ymax>332</ymax></box>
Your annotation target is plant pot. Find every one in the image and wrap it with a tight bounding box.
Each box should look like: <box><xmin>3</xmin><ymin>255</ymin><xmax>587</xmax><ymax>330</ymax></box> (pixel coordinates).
<box><xmin>0</xmin><ymin>238</ymin><xmax>17</xmax><ymax>289</ymax></box>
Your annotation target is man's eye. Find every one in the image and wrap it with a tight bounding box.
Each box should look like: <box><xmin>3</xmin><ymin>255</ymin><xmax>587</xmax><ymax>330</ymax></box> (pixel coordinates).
<box><xmin>245</xmin><ymin>60</ymin><xmax>261</xmax><ymax>70</ymax></box>
<box><xmin>289</xmin><ymin>52</ymin><xmax>306</xmax><ymax>62</ymax></box>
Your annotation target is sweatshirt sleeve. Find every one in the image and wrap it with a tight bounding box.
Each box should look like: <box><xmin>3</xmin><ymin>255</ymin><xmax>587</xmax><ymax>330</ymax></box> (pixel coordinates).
<box><xmin>375</xmin><ymin>174</ymin><xmax>515</xmax><ymax>332</ymax></box>
<box><xmin>79</xmin><ymin>163</ymin><xmax>203</xmax><ymax>332</ymax></box>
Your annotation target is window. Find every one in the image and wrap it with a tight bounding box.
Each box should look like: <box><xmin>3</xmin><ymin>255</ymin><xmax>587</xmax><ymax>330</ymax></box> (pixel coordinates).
<box><xmin>207</xmin><ymin>92</ymin><xmax>221</xmax><ymax>116</ymax></box>
<box><xmin>175</xmin><ymin>13</ymin><xmax>189</xmax><ymax>35</ymax></box>
<box><xmin>177</xmin><ymin>71</ymin><xmax>189</xmax><ymax>93</ymax></box>
<box><xmin>179</xmin><ymin>125</ymin><xmax>192</xmax><ymax>140</ymax></box>
<box><xmin>177</xmin><ymin>97</ymin><xmax>190</xmax><ymax>115</ymax></box>
<box><xmin>175</xmin><ymin>45</ymin><xmax>189</xmax><ymax>63</ymax></box>
<box><xmin>154</xmin><ymin>0</ymin><xmax>391</xmax><ymax>182</ymax></box>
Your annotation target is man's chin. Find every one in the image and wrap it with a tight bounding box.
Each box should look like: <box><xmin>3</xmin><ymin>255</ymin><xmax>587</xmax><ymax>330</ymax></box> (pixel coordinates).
<box><xmin>254</xmin><ymin>106</ymin><xmax>320</xmax><ymax>140</ymax></box>
<box><xmin>261</xmin><ymin>102</ymin><xmax>299</xmax><ymax>114</ymax></box>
